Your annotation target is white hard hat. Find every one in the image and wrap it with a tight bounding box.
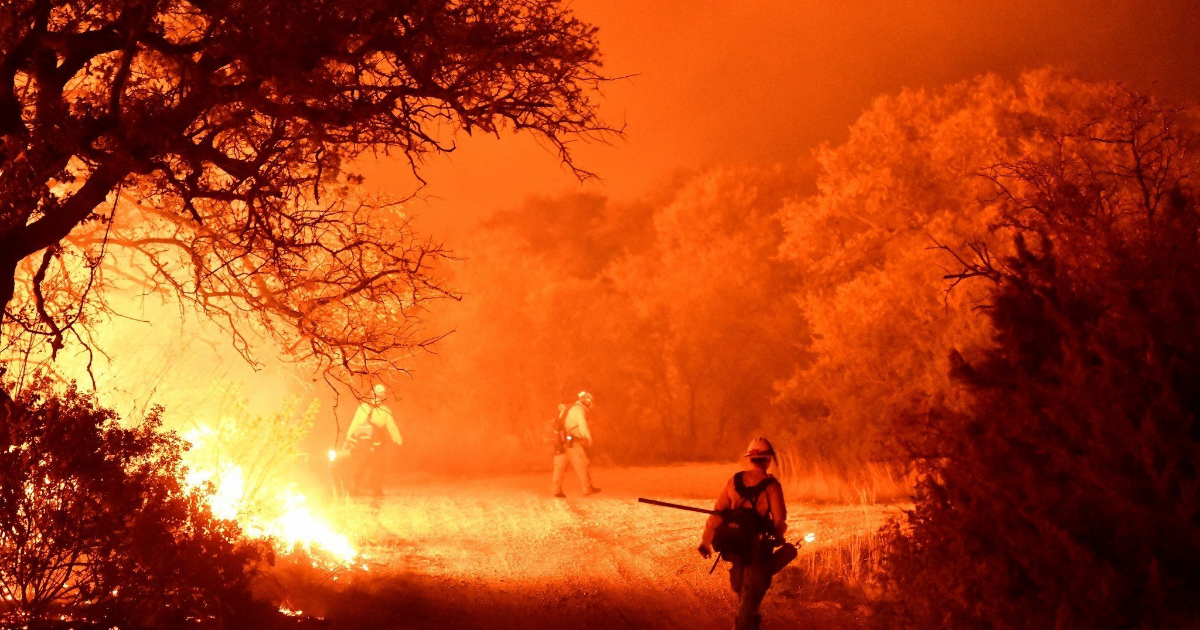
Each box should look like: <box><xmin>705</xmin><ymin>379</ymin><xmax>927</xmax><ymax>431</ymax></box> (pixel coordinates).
<box><xmin>744</xmin><ymin>436</ymin><xmax>775</xmax><ymax>459</ymax></box>
<box><xmin>577</xmin><ymin>391</ymin><xmax>594</xmax><ymax>407</ymax></box>
<box><xmin>372</xmin><ymin>384</ymin><xmax>387</xmax><ymax>398</ymax></box>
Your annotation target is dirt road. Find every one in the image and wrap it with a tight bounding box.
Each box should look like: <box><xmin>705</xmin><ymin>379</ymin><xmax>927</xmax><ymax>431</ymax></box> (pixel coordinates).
<box><xmin>278</xmin><ymin>465</ymin><xmax>896</xmax><ymax>629</ymax></box>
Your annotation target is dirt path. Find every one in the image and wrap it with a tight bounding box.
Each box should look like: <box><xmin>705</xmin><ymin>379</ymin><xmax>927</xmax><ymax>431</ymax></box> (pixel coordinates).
<box><xmin>279</xmin><ymin>465</ymin><xmax>896</xmax><ymax>629</ymax></box>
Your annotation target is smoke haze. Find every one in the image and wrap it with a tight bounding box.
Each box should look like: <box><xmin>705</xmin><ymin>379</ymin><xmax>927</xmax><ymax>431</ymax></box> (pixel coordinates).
<box><xmin>365</xmin><ymin>0</ymin><xmax>1200</xmax><ymax>230</ymax></box>
<box><xmin>344</xmin><ymin>1</ymin><xmax>1200</xmax><ymax>474</ymax></box>
<box><xmin>29</xmin><ymin>1</ymin><xmax>1200</xmax><ymax>477</ymax></box>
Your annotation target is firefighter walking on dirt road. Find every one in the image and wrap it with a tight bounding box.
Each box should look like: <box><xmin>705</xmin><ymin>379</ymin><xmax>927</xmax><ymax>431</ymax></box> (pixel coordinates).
<box><xmin>551</xmin><ymin>391</ymin><xmax>601</xmax><ymax>498</ymax></box>
<box><xmin>340</xmin><ymin>383</ymin><xmax>402</xmax><ymax>497</ymax></box>
<box><xmin>698</xmin><ymin>437</ymin><xmax>797</xmax><ymax>630</ymax></box>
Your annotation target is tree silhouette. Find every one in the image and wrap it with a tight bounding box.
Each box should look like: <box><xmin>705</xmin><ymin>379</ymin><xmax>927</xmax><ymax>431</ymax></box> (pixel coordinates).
<box><xmin>775</xmin><ymin>71</ymin><xmax>1139</xmax><ymax>466</ymax></box>
<box><xmin>0</xmin><ymin>0</ymin><xmax>607</xmax><ymax>385</ymax></box>
<box><xmin>886</xmin><ymin>89</ymin><xmax>1200</xmax><ymax>630</ymax></box>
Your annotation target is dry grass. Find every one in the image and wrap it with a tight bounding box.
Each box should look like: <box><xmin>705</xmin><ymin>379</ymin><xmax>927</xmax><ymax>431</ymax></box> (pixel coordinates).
<box><xmin>787</xmin><ymin>529</ymin><xmax>888</xmax><ymax>601</ymax></box>
<box><xmin>774</xmin><ymin>456</ymin><xmax>913</xmax><ymax>505</ymax></box>
<box><xmin>564</xmin><ymin>457</ymin><xmax>914</xmax><ymax>505</ymax></box>
<box><xmin>254</xmin><ymin>465</ymin><xmax>906</xmax><ymax>629</ymax></box>
<box><xmin>773</xmin><ymin>498</ymin><xmax>896</xmax><ymax>612</ymax></box>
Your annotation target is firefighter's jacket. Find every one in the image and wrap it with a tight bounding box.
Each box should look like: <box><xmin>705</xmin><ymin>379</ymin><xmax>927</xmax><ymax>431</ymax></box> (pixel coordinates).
<box><xmin>701</xmin><ymin>470</ymin><xmax>787</xmax><ymax>547</ymax></box>
<box><xmin>563</xmin><ymin>403</ymin><xmax>593</xmax><ymax>445</ymax></box>
<box><xmin>345</xmin><ymin>402</ymin><xmax>403</xmax><ymax>447</ymax></box>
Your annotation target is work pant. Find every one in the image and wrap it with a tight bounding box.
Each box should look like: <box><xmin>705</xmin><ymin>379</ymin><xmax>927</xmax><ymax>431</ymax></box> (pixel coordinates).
<box><xmin>551</xmin><ymin>443</ymin><xmax>591</xmax><ymax>494</ymax></box>
<box><xmin>349</xmin><ymin>442</ymin><xmax>385</xmax><ymax>496</ymax></box>
<box><xmin>728</xmin><ymin>543</ymin><xmax>798</xmax><ymax>630</ymax></box>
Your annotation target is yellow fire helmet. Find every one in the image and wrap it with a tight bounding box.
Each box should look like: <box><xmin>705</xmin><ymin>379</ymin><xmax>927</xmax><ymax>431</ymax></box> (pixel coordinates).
<box><xmin>577</xmin><ymin>391</ymin><xmax>595</xmax><ymax>408</ymax></box>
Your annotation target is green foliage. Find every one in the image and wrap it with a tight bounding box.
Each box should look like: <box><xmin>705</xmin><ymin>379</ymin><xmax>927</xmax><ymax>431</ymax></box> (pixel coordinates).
<box><xmin>883</xmin><ymin>90</ymin><xmax>1200</xmax><ymax>630</ymax></box>
<box><xmin>0</xmin><ymin>381</ymin><xmax>271</xmax><ymax>629</ymax></box>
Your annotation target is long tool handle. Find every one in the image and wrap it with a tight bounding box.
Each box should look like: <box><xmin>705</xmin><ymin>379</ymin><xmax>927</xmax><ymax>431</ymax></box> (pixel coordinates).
<box><xmin>637</xmin><ymin>497</ymin><xmax>715</xmax><ymax>515</ymax></box>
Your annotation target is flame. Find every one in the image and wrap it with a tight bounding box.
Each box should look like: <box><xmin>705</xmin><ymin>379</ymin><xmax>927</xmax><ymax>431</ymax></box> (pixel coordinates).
<box><xmin>0</xmin><ymin>284</ymin><xmax>360</xmax><ymax>567</ymax></box>
<box><xmin>247</xmin><ymin>490</ymin><xmax>356</xmax><ymax>563</ymax></box>
<box><xmin>182</xmin><ymin>423</ymin><xmax>356</xmax><ymax>566</ymax></box>
<box><xmin>183</xmin><ymin>465</ymin><xmax>245</xmax><ymax>521</ymax></box>
<box><xmin>804</xmin><ymin>532</ymin><xmax>817</xmax><ymax>544</ymax></box>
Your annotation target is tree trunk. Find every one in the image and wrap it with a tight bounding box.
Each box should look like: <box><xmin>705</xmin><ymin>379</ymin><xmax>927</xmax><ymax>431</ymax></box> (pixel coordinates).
<box><xmin>0</xmin><ymin>253</ymin><xmax>16</xmax><ymax>337</ymax></box>
<box><xmin>0</xmin><ymin>257</ymin><xmax>14</xmax><ymax>402</ymax></box>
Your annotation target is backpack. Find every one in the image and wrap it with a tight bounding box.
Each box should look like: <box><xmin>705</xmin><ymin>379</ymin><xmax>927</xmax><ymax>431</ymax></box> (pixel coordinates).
<box><xmin>543</xmin><ymin>405</ymin><xmax>568</xmax><ymax>455</ymax></box>
<box><xmin>350</xmin><ymin>405</ymin><xmax>383</xmax><ymax>444</ymax></box>
<box><xmin>351</xmin><ymin>421</ymin><xmax>377</xmax><ymax>443</ymax></box>
<box><xmin>712</xmin><ymin>472</ymin><xmax>778</xmax><ymax>563</ymax></box>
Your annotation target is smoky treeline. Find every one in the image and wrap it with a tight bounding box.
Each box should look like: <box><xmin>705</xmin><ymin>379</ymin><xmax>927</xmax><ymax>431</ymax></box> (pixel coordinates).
<box><xmin>395</xmin><ymin>70</ymin><xmax>1092</xmax><ymax>474</ymax></box>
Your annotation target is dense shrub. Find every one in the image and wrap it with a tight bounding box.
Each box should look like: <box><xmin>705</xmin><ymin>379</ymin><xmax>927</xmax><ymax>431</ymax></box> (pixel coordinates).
<box><xmin>883</xmin><ymin>92</ymin><xmax>1200</xmax><ymax>629</ymax></box>
<box><xmin>0</xmin><ymin>382</ymin><xmax>272</xmax><ymax>628</ymax></box>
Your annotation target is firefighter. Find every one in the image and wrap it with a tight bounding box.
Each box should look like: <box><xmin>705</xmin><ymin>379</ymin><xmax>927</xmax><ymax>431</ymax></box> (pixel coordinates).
<box><xmin>551</xmin><ymin>391</ymin><xmax>601</xmax><ymax>497</ymax></box>
<box><xmin>698</xmin><ymin>437</ymin><xmax>798</xmax><ymax>630</ymax></box>
<box><xmin>342</xmin><ymin>383</ymin><xmax>402</xmax><ymax>497</ymax></box>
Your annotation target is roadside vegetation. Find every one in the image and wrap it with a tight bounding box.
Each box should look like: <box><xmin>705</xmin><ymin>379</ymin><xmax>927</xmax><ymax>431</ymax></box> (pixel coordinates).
<box><xmin>1</xmin><ymin>0</ymin><xmax>1196</xmax><ymax>620</ymax></box>
<box><xmin>393</xmin><ymin>70</ymin><xmax>1200</xmax><ymax>628</ymax></box>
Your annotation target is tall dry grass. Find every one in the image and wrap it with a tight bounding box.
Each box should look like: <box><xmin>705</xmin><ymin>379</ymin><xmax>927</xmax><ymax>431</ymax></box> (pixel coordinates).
<box><xmin>794</xmin><ymin>531</ymin><xmax>887</xmax><ymax>598</ymax></box>
<box><xmin>773</xmin><ymin>454</ymin><xmax>913</xmax><ymax>505</ymax></box>
<box><xmin>776</xmin><ymin>506</ymin><xmax>893</xmax><ymax>606</ymax></box>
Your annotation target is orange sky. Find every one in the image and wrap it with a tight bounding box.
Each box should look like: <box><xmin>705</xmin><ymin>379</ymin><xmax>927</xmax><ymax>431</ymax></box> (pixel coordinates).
<box><xmin>359</xmin><ymin>0</ymin><xmax>1200</xmax><ymax>237</ymax></box>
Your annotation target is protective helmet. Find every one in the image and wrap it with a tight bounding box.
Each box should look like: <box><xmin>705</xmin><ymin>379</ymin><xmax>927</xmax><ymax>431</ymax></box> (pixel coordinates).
<box><xmin>372</xmin><ymin>383</ymin><xmax>387</xmax><ymax>401</ymax></box>
<box><xmin>743</xmin><ymin>436</ymin><xmax>775</xmax><ymax>459</ymax></box>
<box><xmin>577</xmin><ymin>391</ymin><xmax>594</xmax><ymax>408</ymax></box>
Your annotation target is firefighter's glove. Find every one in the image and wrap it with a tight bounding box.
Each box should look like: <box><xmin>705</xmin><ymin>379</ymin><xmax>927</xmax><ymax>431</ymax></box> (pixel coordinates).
<box><xmin>698</xmin><ymin>543</ymin><xmax>713</xmax><ymax>559</ymax></box>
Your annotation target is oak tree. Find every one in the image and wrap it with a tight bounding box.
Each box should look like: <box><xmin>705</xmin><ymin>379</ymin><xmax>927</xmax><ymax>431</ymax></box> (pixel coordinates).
<box><xmin>0</xmin><ymin>0</ymin><xmax>607</xmax><ymax>385</ymax></box>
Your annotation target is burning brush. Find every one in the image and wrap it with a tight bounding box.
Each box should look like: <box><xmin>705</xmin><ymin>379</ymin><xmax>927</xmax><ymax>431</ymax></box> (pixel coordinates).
<box><xmin>181</xmin><ymin>409</ymin><xmax>358</xmax><ymax>568</ymax></box>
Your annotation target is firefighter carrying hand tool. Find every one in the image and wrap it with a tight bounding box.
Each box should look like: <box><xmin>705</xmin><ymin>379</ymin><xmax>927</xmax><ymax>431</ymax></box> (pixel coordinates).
<box><xmin>551</xmin><ymin>391</ymin><xmax>601</xmax><ymax>498</ymax></box>
<box><xmin>341</xmin><ymin>383</ymin><xmax>402</xmax><ymax>497</ymax></box>
<box><xmin>698</xmin><ymin>437</ymin><xmax>798</xmax><ymax>630</ymax></box>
